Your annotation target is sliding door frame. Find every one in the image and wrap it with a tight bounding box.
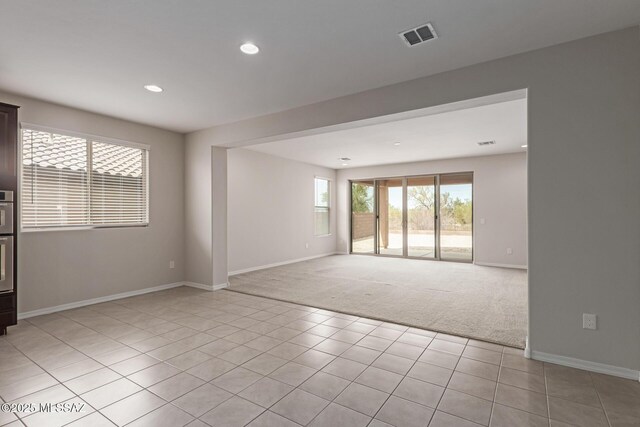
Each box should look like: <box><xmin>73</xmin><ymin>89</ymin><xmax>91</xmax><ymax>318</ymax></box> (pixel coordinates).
<box><xmin>404</xmin><ymin>174</ymin><xmax>438</xmax><ymax>260</ymax></box>
<box><xmin>402</xmin><ymin>178</ymin><xmax>408</xmax><ymax>258</ymax></box>
<box><xmin>349</xmin><ymin>172</ymin><xmax>474</xmax><ymax>263</ymax></box>
<box><xmin>435</xmin><ymin>174</ymin><xmax>442</xmax><ymax>260</ymax></box>
<box><xmin>373</xmin><ymin>177</ymin><xmax>408</xmax><ymax>258</ymax></box>
<box><xmin>438</xmin><ymin>171</ymin><xmax>474</xmax><ymax>263</ymax></box>
<box><xmin>348</xmin><ymin>179</ymin><xmax>377</xmax><ymax>255</ymax></box>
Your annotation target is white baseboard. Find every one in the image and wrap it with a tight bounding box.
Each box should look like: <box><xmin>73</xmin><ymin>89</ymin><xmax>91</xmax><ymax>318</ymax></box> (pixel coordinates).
<box><xmin>530</xmin><ymin>349</ymin><xmax>640</xmax><ymax>381</ymax></box>
<box><xmin>18</xmin><ymin>281</ymin><xmax>184</xmax><ymax>319</ymax></box>
<box><xmin>214</xmin><ymin>282</ymin><xmax>229</xmax><ymax>291</ymax></box>
<box><xmin>184</xmin><ymin>281</ymin><xmax>228</xmax><ymax>291</ymax></box>
<box><xmin>183</xmin><ymin>282</ymin><xmax>229</xmax><ymax>291</ymax></box>
<box><xmin>474</xmin><ymin>261</ymin><xmax>527</xmax><ymax>270</ymax></box>
<box><xmin>184</xmin><ymin>281</ymin><xmax>214</xmax><ymax>291</ymax></box>
<box><xmin>229</xmin><ymin>252</ymin><xmax>338</xmax><ymax>276</ymax></box>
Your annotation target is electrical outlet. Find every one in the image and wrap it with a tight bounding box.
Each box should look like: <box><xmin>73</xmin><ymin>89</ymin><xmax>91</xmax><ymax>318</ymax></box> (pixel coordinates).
<box><xmin>506</xmin><ymin>248</ymin><xmax>513</xmax><ymax>255</ymax></box>
<box><xmin>169</xmin><ymin>260</ymin><xmax>175</xmax><ymax>269</ymax></box>
<box><xmin>480</xmin><ymin>218</ymin><xmax>486</xmax><ymax>225</ymax></box>
<box><xmin>583</xmin><ymin>313</ymin><xmax>597</xmax><ymax>330</ymax></box>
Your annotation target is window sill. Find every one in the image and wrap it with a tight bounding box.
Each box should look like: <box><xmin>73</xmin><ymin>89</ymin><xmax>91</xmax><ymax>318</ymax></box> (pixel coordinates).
<box><xmin>314</xmin><ymin>233</ymin><xmax>333</xmax><ymax>238</ymax></box>
<box><xmin>21</xmin><ymin>224</ymin><xmax>149</xmax><ymax>233</ymax></box>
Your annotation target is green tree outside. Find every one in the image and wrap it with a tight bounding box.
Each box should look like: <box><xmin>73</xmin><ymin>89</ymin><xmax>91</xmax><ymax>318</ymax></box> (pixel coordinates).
<box><xmin>352</xmin><ymin>183</ymin><xmax>373</xmax><ymax>213</ymax></box>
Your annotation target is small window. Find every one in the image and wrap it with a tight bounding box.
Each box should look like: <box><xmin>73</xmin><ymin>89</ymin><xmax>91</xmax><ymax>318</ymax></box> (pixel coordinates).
<box><xmin>314</xmin><ymin>177</ymin><xmax>330</xmax><ymax>236</ymax></box>
<box><xmin>21</xmin><ymin>126</ymin><xmax>149</xmax><ymax>230</ymax></box>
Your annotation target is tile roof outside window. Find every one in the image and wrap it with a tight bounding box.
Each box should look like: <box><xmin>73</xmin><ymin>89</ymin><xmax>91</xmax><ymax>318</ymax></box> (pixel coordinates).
<box><xmin>22</xmin><ymin>129</ymin><xmax>87</xmax><ymax>171</ymax></box>
<box><xmin>23</xmin><ymin>130</ymin><xmax>144</xmax><ymax>178</ymax></box>
<box><xmin>21</xmin><ymin>127</ymin><xmax>148</xmax><ymax>228</ymax></box>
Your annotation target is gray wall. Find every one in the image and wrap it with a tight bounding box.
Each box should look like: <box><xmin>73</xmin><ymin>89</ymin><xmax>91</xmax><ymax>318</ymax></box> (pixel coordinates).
<box><xmin>211</xmin><ymin>147</ymin><xmax>228</xmax><ymax>287</ymax></box>
<box><xmin>337</xmin><ymin>153</ymin><xmax>528</xmax><ymax>268</ymax></box>
<box><xmin>184</xmin><ymin>130</ymin><xmax>214</xmax><ymax>286</ymax></box>
<box><xmin>0</xmin><ymin>91</ymin><xmax>185</xmax><ymax>313</ymax></box>
<box><xmin>185</xmin><ymin>27</ymin><xmax>640</xmax><ymax>372</ymax></box>
<box><xmin>227</xmin><ymin>148</ymin><xmax>337</xmax><ymax>273</ymax></box>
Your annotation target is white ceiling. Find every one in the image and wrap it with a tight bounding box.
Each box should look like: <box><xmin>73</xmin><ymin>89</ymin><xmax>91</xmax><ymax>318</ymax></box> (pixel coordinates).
<box><xmin>1</xmin><ymin>1</ymin><xmax>639</xmax><ymax>133</ymax></box>
<box><xmin>247</xmin><ymin>96</ymin><xmax>527</xmax><ymax>169</ymax></box>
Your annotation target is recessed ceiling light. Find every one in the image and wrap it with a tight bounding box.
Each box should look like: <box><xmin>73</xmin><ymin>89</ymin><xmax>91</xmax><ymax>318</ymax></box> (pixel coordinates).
<box><xmin>521</xmin><ymin>144</ymin><xmax>528</xmax><ymax>148</ymax></box>
<box><xmin>393</xmin><ymin>142</ymin><xmax>401</xmax><ymax>146</ymax></box>
<box><xmin>342</xmin><ymin>163</ymin><xmax>349</xmax><ymax>166</ymax></box>
<box><xmin>240</xmin><ymin>43</ymin><xmax>260</xmax><ymax>55</ymax></box>
<box><xmin>144</xmin><ymin>84</ymin><xmax>163</xmax><ymax>93</ymax></box>
<box><xmin>339</xmin><ymin>157</ymin><xmax>351</xmax><ymax>161</ymax></box>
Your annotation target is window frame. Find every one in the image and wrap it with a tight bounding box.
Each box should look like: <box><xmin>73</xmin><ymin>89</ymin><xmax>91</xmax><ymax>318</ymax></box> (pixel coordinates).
<box><xmin>19</xmin><ymin>123</ymin><xmax>150</xmax><ymax>232</ymax></box>
<box><xmin>314</xmin><ymin>176</ymin><xmax>331</xmax><ymax>237</ymax></box>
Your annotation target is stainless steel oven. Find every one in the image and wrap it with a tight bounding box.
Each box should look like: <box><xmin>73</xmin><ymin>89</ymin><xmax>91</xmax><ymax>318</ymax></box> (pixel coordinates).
<box><xmin>0</xmin><ymin>191</ymin><xmax>13</xmax><ymax>235</ymax></box>
<box><xmin>0</xmin><ymin>190</ymin><xmax>14</xmax><ymax>294</ymax></box>
<box><xmin>0</xmin><ymin>103</ymin><xmax>19</xmax><ymax>335</ymax></box>
<box><xmin>0</xmin><ymin>236</ymin><xmax>13</xmax><ymax>293</ymax></box>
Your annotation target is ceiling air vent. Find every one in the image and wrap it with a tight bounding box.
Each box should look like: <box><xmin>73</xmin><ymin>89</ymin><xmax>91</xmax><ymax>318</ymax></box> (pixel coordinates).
<box><xmin>477</xmin><ymin>140</ymin><xmax>496</xmax><ymax>146</ymax></box>
<box><xmin>400</xmin><ymin>22</ymin><xmax>438</xmax><ymax>47</ymax></box>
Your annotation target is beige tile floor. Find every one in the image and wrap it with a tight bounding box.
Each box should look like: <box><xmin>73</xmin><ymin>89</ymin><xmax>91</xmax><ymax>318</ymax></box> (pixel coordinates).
<box><xmin>0</xmin><ymin>287</ymin><xmax>638</xmax><ymax>427</ymax></box>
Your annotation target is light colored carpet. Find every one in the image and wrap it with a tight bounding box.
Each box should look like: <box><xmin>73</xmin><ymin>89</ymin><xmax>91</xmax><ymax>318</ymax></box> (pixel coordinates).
<box><xmin>228</xmin><ymin>255</ymin><xmax>527</xmax><ymax>348</ymax></box>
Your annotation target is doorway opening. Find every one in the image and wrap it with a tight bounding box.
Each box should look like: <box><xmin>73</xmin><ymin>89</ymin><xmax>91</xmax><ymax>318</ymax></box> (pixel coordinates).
<box><xmin>350</xmin><ymin>172</ymin><xmax>473</xmax><ymax>262</ymax></box>
<box><xmin>228</xmin><ymin>89</ymin><xmax>528</xmax><ymax>347</ymax></box>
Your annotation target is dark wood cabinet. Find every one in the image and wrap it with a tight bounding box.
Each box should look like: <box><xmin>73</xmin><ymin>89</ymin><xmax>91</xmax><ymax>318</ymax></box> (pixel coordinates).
<box><xmin>0</xmin><ymin>103</ymin><xmax>18</xmax><ymax>186</ymax></box>
<box><xmin>0</xmin><ymin>102</ymin><xmax>19</xmax><ymax>335</ymax></box>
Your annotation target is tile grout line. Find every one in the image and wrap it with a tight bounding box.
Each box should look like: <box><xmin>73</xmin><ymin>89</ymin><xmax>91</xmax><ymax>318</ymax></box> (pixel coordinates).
<box><xmin>188</xmin><ymin>304</ymin><xmax>359</xmax><ymax>426</ymax></box>
<box><xmin>90</xmin><ymin>290</ymin><xmax>306</xmax><ymax>426</ymax></box>
<box><xmin>544</xmin><ymin>363</ymin><xmax>552</xmax><ymax>425</ymax></box>
<box><xmin>19</xmin><ymin>302</ymin><xmax>208</xmax><ymax>424</ymax></box>
<box><xmin>7</xmin><ymin>302</ymin><xmax>480</xmax><ymax>427</ymax></box>
<box><xmin>5</xmin><ymin>287</ymin><xmax>630</xmax><ymax>427</ymax></box>
<box><xmin>362</xmin><ymin>326</ymin><xmax>437</xmax><ymax>426</ymax></box>
<box><xmin>590</xmin><ymin>371</ymin><xmax>613</xmax><ymax>427</ymax></box>
<box><xmin>487</xmin><ymin>354</ymin><xmax>505</xmax><ymax>427</ymax></box>
<box><xmin>8</xmin><ymin>312</ymin><xmax>493</xmax><ymax>426</ymax></box>
<box><xmin>115</xmin><ymin>293</ymin><xmax>356</xmax><ymax>426</ymax></box>
<box><xmin>428</xmin><ymin>340</ymin><xmax>483</xmax><ymax>426</ymax></box>
<box><xmin>4</xmin><ymin>290</ymin><xmax>226</xmax><ymax>425</ymax></box>
<box><xmin>1</xmin><ymin>333</ymin><xmax>100</xmax><ymax>425</ymax></box>
<box><xmin>12</xmin><ymin>321</ymin><xmax>172</xmax><ymax>426</ymax></box>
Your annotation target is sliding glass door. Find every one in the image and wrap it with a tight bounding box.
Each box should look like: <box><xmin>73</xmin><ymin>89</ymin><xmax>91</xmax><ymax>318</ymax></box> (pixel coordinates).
<box><xmin>377</xmin><ymin>179</ymin><xmax>404</xmax><ymax>256</ymax></box>
<box><xmin>350</xmin><ymin>173</ymin><xmax>473</xmax><ymax>262</ymax></box>
<box><xmin>407</xmin><ymin>176</ymin><xmax>437</xmax><ymax>258</ymax></box>
<box><xmin>350</xmin><ymin>180</ymin><xmax>375</xmax><ymax>254</ymax></box>
<box><xmin>439</xmin><ymin>173</ymin><xmax>473</xmax><ymax>262</ymax></box>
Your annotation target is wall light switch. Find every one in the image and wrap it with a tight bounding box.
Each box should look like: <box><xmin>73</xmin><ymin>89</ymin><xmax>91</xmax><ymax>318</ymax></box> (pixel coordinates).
<box><xmin>169</xmin><ymin>260</ymin><xmax>175</xmax><ymax>269</ymax></box>
<box><xmin>305</xmin><ymin>243</ymin><xmax>309</xmax><ymax>249</ymax></box>
<box><xmin>480</xmin><ymin>218</ymin><xmax>486</xmax><ymax>225</ymax></box>
<box><xmin>583</xmin><ymin>313</ymin><xmax>597</xmax><ymax>330</ymax></box>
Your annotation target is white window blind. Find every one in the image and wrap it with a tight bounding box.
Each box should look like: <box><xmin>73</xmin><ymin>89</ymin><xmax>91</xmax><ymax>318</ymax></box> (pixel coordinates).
<box><xmin>21</xmin><ymin>127</ymin><xmax>149</xmax><ymax>229</ymax></box>
<box><xmin>90</xmin><ymin>141</ymin><xmax>147</xmax><ymax>225</ymax></box>
<box><xmin>22</xmin><ymin>130</ymin><xmax>89</xmax><ymax>227</ymax></box>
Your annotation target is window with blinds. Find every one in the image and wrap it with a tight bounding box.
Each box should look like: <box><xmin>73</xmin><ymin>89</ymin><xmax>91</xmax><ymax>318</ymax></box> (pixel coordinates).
<box><xmin>21</xmin><ymin>127</ymin><xmax>149</xmax><ymax>229</ymax></box>
<box><xmin>314</xmin><ymin>177</ymin><xmax>330</xmax><ymax>236</ymax></box>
